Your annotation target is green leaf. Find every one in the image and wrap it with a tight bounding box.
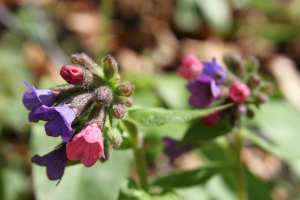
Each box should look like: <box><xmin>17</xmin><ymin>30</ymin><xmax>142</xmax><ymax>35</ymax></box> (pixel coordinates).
<box><xmin>118</xmin><ymin>179</ymin><xmax>151</xmax><ymax>200</ymax></box>
<box><xmin>152</xmin><ymin>190</ymin><xmax>180</xmax><ymax>200</ymax></box>
<box><xmin>118</xmin><ymin>179</ymin><xmax>180</xmax><ymax>200</ymax></box>
<box><xmin>126</xmin><ymin>104</ymin><xmax>232</xmax><ymax>127</ymax></box>
<box><xmin>182</xmin><ymin>118</ymin><xmax>232</xmax><ymax>143</ymax></box>
<box><xmin>151</xmin><ymin>163</ymin><xmax>232</xmax><ymax>188</ymax></box>
<box><xmin>30</xmin><ymin>124</ymin><xmax>133</xmax><ymax>200</ymax></box>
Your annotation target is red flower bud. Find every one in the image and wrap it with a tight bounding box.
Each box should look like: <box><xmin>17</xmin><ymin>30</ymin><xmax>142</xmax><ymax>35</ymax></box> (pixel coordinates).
<box><xmin>201</xmin><ymin>112</ymin><xmax>221</xmax><ymax>127</ymax></box>
<box><xmin>229</xmin><ymin>82</ymin><xmax>250</xmax><ymax>103</ymax></box>
<box><xmin>60</xmin><ymin>65</ymin><xmax>84</xmax><ymax>84</ymax></box>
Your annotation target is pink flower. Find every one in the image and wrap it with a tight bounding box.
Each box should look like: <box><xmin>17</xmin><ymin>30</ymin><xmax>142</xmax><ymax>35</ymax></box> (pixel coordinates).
<box><xmin>66</xmin><ymin>123</ymin><xmax>105</xmax><ymax>167</ymax></box>
<box><xmin>60</xmin><ymin>65</ymin><xmax>84</xmax><ymax>84</ymax></box>
<box><xmin>229</xmin><ymin>82</ymin><xmax>250</xmax><ymax>103</ymax></box>
<box><xmin>178</xmin><ymin>54</ymin><xmax>203</xmax><ymax>79</ymax></box>
<box><xmin>201</xmin><ymin>112</ymin><xmax>221</xmax><ymax>127</ymax></box>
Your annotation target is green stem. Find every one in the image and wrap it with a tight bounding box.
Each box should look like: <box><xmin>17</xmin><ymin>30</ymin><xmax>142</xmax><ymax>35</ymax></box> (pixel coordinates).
<box><xmin>0</xmin><ymin>150</ymin><xmax>3</xmax><ymax>200</ymax></box>
<box><xmin>123</xmin><ymin>121</ymin><xmax>149</xmax><ymax>192</ymax></box>
<box><xmin>235</xmin><ymin>128</ymin><xmax>247</xmax><ymax>200</ymax></box>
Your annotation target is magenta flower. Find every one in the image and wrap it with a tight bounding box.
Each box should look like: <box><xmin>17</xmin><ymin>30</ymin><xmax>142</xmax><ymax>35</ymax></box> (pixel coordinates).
<box><xmin>203</xmin><ymin>58</ymin><xmax>226</xmax><ymax>84</ymax></box>
<box><xmin>162</xmin><ymin>137</ymin><xmax>191</xmax><ymax>163</ymax></box>
<box><xmin>201</xmin><ymin>112</ymin><xmax>221</xmax><ymax>127</ymax></box>
<box><xmin>34</xmin><ymin>105</ymin><xmax>76</xmax><ymax>142</ymax></box>
<box><xmin>229</xmin><ymin>82</ymin><xmax>250</xmax><ymax>103</ymax></box>
<box><xmin>66</xmin><ymin>123</ymin><xmax>105</xmax><ymax>167</ymax></box>
<box><xmin>60</xmin><ymin>65</ymin><xmax>84</xmax><ymax>84</ymax></box>
<box><xmin>31</xmin><ymin>148</ymin><xmax>68</xmax><ymax>181</ymax></box>
<box><xmin>177</xmin><ymin>54</ymin><xmax>203</xmax><ymax>79</ymax></box>
<box><xmin>22</xmin><ymin>81</ymin><xmax>56</xmax><ymax>122</ymax></box>
<box><xmin>187</xmin><ymin>75</ymin><xmax>221</xmax><ymax>107</ymax></box>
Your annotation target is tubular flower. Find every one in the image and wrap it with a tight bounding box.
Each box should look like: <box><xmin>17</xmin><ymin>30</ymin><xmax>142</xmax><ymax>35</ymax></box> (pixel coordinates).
<box><xmin>203</xmin><ymin>58</ymin><xmax>226</xmax><ymax>84</ymax></box>
<box><xmin>187</xmin><ymin>75</ymin><xmax>221</xmax><ymax>107</ymax></box>
<box><xmin>22</xmin><ymin>81</ymin><xmax>56</xmax><ymax>122</ymax></box>
<box><xmin>34</xmin><ymin>105</ymin><xmax>77</xmax><ymax>142</ymax></box>
<box><xmin>162</xmin><ymin>137</ymin><xmax>191</xmax><ymax>163</ymax></box>
<box><xmin>66</xmin><ymin>123</ymin><xmax>105</xmax><ymax>167</ymax></box>
<box><xmin>229</xmin><ymin>82</ymin><xmax>250</xmax><ymax>103</ymax></box>
<box><xmin>31</xmin><ymin>148</ymin><xmax>68</xmax><ymax>181</ymax></box>
<box><xmin>60</xmin><ymin>65</ymin><xmax>84</xmax><ymax>84</ymax></box>
<box><xmin>177</xmin><ymin>54</ymin><xmax>203</xmax><ymax>79</ymax></box>
<box><xmin>201</xmin><ymin>112</ymin><xmax>221</xmax><ymax>127</ymax></box>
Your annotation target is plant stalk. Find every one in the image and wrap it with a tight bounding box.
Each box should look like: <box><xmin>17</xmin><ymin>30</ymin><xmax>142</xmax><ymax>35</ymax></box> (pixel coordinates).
<box><xmin>124</xmin><ymin>120</ymin><xmax>149</xmax><ymax>192</ymax></box>
<box><xmin>235</xmin><ymin>128</ymin><xmax>247</xmax><ymax>200</ymax></box>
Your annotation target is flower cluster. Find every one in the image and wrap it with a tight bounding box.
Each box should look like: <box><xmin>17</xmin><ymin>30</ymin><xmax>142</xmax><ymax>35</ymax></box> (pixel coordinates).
<box><xmin>23</xmin><ymin>53</ymin><xmax>134</xmax><ymax>180</ymax></box>
<box><xmin>163</xmin><ymin>54</ymin><xmax>273</xmax><ymax>162</ymax></box>
<box><xmin>178</xmin><ymin>54</ymin><xmax>273</xmax><ymax>126</ymax></box>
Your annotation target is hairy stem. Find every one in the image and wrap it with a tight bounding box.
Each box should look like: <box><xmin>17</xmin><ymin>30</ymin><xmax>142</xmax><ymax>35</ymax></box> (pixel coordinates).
<box><xmin>124</xmin><ymin>120</ymin><xmax>149</xmax><ymax>192</ymax></box>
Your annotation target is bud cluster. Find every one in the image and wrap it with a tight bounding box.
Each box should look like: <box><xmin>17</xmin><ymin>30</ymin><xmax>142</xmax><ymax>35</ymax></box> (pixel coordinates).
<box><xmin>177</xmin><ymin>54</ymin><xmax>273</xmax><ymax>127</ymax></box>
<box><xmin>22</xmin><ymin>53</ymin><xmax>135</xmax><ymax>181</ymax></box>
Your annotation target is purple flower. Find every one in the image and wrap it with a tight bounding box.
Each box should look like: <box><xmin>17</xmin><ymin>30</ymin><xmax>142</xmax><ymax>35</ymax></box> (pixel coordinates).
<box><xmin>203</xmin><ymin>58</ymin><xmax>226</xmax><ymax>84</ymax></box>
<box><xmin>162</xmin><ymin>137</ymin><xmax>191</xmax><ymax>163</ymax></box>
<box><xmin>31</xmin><ymin>148</ymin><xmax>68</xmax><ymax>180</ymax></box>
<box><xmin>22</xmin><ymin>81</ymin><xmax>56</xmax><ymax>122</ymax></box>
<box><xmin>187</xmin><ymin>75</ymin><xmax>221</xmax><ymax>107</ymax></box>
<box><xmin>35</xmin><ymin>104</ymin><xmax>76</xmax><ymax>142</ymax></box>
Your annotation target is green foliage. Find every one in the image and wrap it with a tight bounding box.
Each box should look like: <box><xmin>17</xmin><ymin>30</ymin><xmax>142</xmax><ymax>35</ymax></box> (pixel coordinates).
<box><xmin>119</xmin><ymin>179</ymin><xmax>180</xmax><ymax>200</ymax></box>
<box><xmin>126</xmin><ymin>104</ymin><xmax>231</xmax><ymax>127</ymax></box>
<box><xmin>151</xmin><ymin>163</ymin><xmax>232</xmax><ymax>188</ymax></box>
<box><xmin>182</xmin><ymin>117</ymin><xmax>232</xmax><ymax>143</ymax></box>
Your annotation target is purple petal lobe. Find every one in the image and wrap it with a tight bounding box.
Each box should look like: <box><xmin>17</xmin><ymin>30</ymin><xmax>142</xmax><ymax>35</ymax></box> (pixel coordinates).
<box><xmin>31</xmin><ymin>148</ymin><xmax>68</xmax><ymax>180</ymax></box>
<box><xmin>35</xmin><ymin>105</ymin><xmax>76</xmax><ymax>142</ymax></box>
<box><xmin>187</xmin><ymin>75</ymin><xmax>220</xmax><ymax>107</ymax></box>
<box><xmin>202</xmin><ymin>58</ymin><xmax>226</xmax><ymax>84</ymax></box>
<box><xmin>22</xmin><ymin>81</ymin><xmax>56</xmax><ymax>111</ymax></box>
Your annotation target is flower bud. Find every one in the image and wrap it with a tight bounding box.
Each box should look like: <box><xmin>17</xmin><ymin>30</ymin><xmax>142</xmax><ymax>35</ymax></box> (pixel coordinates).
<box><xmin>69</xmin><ymin>53</ymin><xmax>97</xmax><ymax>71</ymax></box>
<box><xmin>244</xmin><ymin>56</ymin><xmax>259</xmax><ymax>73</ymax></box>
<box><xmin>261</xmin><ymin>82</ymin><xmax>274</xmax><ymax>95</ymax></box>
<box><xmin>95</xmin><ymin>86</ymin><xmax>113</xmax><ymax>105</ymax></box>
<box><xmin>177</xmin><ymin>54</ymin><xmax>203</xmax><ymax>79</ymax></box>
<box><xmin>223</xmin><ymin>54</ymin><xmax>245</xmax><ymax>77</ymax></box>
<box><xmin>201</xmin><ymin>112</ymin><xmax>221</xmax><ymax>127</ymax></box>
<box><xmin>255</xmin><ymin>92</ymin><xmax>269</xmax><ymax>104</ymax></box>
<box><xmin>108</xmin><ymin>129</ymin><xmax>123</xmax><ymax>149</ymax></box>
<box><xmin>247</xmin><ymin>73</ymin><xmax>261</xmax><ymax>89</ymax></box>
<box><xmin>102</xmin><ymin>55</ymin><xmax>119</xmax><ymax>81</ymax></box>
<box><xmin>229</xmin><ymin>82</ymin><xmax>251</xmax><ymax>103</ymax></box>
<box><xmin>117</xmin><ymin>81</ymin><xmax>135</xmax><ymax>97</ymax></box>
<box><xmin>60</xmin><ymin>65</ymin><xmax>84</xmax><ymax>84</ymax></box>
<box><xmin>111</xmin><ymin>103</ymin><xmax>127</xmax><ymax>119</ymax></box>
<box><xmin>246</xmin><ymin>109</ymin><xmax>255</xmax><ymax>119</ymax></box>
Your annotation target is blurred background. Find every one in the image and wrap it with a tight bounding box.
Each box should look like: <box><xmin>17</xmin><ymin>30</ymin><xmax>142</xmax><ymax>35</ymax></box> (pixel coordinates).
<box><xmin>2</xmin><ymin>0</ymin><xmax>300</xmax><ymax>199</ymax></box>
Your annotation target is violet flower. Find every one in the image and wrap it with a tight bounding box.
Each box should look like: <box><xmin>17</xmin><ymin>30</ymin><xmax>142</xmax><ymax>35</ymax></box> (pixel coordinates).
<box><xmin>162</xmin><ymin>137</ymin><xmax>191</xmax><ymax>163</ymax></box>
<box><xmin>66</xmin><ymin>123</ymin><xmax>105</xmax><ymax>167</ymax></box>
<box><xmin>34</xmin><ymin>105</ymin><xmax>76</xmax><ymax>142</ymax></box>
<box><xmin>31</xmin><ymin>148</ymin><xmax>68</xmax><ymax>181</ymax></box>
<box><xmin>22</xmin><ymin>81</ymin><xmax>56</xmax><ymax>122</ymax></box>
<box><xmin>187</xmin><ymin>75</ymin><xmax>221</xmax><ymax>107</ymax></box>
<box><xmin>203</xmin><ymin>58</ymin><xmax>226</xmax><ymax>84</ymax></box>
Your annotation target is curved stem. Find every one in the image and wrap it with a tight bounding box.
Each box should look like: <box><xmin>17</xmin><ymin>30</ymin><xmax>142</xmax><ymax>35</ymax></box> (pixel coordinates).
<box><xmin>235</xmin><ymin>126</ymin><xmax>247</xmax><ymax>200</ymax></box>
<box><xmin>123</xmin><ymin>120</ymin><xmax>149</xmax><ymax>192</ymax></box>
